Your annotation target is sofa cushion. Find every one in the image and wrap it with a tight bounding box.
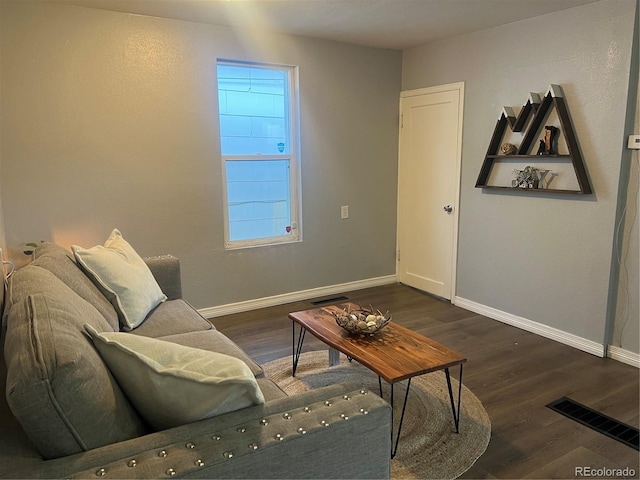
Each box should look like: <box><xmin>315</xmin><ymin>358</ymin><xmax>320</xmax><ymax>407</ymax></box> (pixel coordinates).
<box><xmin>256</xmin><ymin>377</ymin><xmax>288</xmax><ymax>401</ymax></box>
<box><xmin>156</xmin><ymin>329</ymin><xmax>264</xmax><ymax>378</ymax></box>
<box><xmin>31</xmin><ymin>242</ymin><xmax>119</xmax><ymax>331</ymax></box>
<box><xmin>72</xmin><ymin>229</ymin><xmax>167</xmax><ymax>331</ymax></box>
<box><xmin>3</xmin><ymin>272</ymin><xmax>148</xmax><ymax>459</ymax></box>
<box><xmin>85</xmin><ymin>326</ymin><xmax>265</xmax><ymax>430</ymax></box>
<box><xmin>129</xmin><ymin>299</ymin><xmax>213</xmax><ymax>338</ymax></box>
<box><xmin>144</xmin><ymin>255</ymin><xmax>182</xmax><ymax>301</ymax></box>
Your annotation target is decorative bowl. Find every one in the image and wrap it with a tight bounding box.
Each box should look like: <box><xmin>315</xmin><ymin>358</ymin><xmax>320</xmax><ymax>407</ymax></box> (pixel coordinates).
<box><xmin>333</xmin><ymin>305</ymin><xmax>391</xmax><ymax>335</ymax></box>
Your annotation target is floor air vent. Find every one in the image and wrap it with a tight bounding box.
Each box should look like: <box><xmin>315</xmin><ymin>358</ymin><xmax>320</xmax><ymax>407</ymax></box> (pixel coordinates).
<box><xmin>310</xmin><ymin>296</ymin><xmax>348</xmax><ymax>306</ymax></box>
<box><xmin>547</xmin><ymin>397</ymin><xmax>639</xmax><ymax>450</ymax></box>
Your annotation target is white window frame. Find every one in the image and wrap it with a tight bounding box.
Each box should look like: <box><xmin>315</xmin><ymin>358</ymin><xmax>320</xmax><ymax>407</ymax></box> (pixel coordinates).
<box><xmin>218</xmin><ymin>60</ymin><xmax>302</xmax><ymax>250</ymax></box>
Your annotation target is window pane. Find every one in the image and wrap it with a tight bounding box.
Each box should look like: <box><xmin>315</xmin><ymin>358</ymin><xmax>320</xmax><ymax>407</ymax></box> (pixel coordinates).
<box><xmin>226</xmin><ymin>160</ymin><xmax>291</xmax><ymax>241</ymax></box>
<box><xmin>218</xmin><ymin>64</ymin><xmax>289</xmax><ymax>155</ymax></box>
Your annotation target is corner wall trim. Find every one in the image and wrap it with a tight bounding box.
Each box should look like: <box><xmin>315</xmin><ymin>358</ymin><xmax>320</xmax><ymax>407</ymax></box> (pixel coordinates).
<box><xmin>454</xmin><ymin>296</ymin><xmax>606</xmax><ymax>358</ymax></box>
<box><xmin>199</xmin><ymin>275</ymin><xmax>398</xmax><ymax>319</ymax></box>
<box><xmin>607</xmin><ymin>346</ymin><xmax>640</xmax><ymax>368</ymax></box>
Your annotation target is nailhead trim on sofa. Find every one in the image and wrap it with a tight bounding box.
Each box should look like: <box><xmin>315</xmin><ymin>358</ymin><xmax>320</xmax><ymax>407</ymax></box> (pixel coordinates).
<box><xmin>70</xmin><ymin>391</ymin><xmax>373</xmax><ymax>479</ymax></box>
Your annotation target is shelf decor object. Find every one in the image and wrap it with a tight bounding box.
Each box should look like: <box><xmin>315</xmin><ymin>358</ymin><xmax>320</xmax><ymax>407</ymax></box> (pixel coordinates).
<box><xmin>512</xmin><ymin>166</ymin><xmax>540</xmax><ymax>189</ymax></box>
<box><xmin>475</xmin><ymin>85</ymin><xmax>592</xmax><ymax>194</ymax></box>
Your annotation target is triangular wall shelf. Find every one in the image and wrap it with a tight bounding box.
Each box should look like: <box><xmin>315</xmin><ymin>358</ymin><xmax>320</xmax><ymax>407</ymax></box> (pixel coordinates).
<box><xmin>475</xmin><ymin>84</ymin><xmax>592</xmax><ymax>194</ymax></box>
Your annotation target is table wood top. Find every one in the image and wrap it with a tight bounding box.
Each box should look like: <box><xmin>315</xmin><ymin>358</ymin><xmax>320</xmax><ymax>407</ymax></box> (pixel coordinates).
<box><xmin>289</xmin><ymin>304</ymin><xmax>467</xmax><ymax>383</ymax></box>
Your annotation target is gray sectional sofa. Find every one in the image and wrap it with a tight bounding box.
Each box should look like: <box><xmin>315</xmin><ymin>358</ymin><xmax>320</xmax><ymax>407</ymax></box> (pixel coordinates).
<box><xmin>0</xmin><ymin>241</ymin><xmax>391</xmax><ymax>479</ymax></box>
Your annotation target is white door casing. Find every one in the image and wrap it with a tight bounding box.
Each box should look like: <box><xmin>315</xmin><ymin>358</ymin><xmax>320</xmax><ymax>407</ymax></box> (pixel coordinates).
<box><xmin>396</xmin><ymin>83</ymin><xmax>464</xmax><ymax>300</ymax></box>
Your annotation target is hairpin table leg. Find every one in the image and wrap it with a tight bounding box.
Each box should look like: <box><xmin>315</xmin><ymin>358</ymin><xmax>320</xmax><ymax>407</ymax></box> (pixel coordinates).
<box><xmin>444</xmin><ymin>364</ymin><xmax>464</xmax><ymax>433</ymax></box>
<box><xmin>390</xmin><ymin>379</ymin><xmax>412</xmax><ymax>459</ymax></box>
<box><xmin>292</xmin><ymin>323</ymin><xmax>306</xmax><ymax>377</ymax></box>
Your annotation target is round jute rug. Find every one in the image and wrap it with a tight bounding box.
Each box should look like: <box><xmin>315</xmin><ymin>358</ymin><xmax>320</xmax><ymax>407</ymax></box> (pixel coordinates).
<box><xmin>263</xmin><ymin>350</ymin><xmax>491</xmax><ymax>480</ymax></box>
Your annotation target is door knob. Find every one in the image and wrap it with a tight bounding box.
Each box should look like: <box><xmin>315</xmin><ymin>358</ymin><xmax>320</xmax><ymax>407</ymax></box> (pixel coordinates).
<box><xmin>443</xmin><ymin>205</ymin><xmax>453</xmax><ymax>214</ymax></box>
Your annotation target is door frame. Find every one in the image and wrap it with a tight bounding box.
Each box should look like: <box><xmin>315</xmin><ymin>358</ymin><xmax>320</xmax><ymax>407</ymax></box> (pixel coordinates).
<box><xmin>397</xmin><ymin>81</ymin><xmax>465</xmax><ymax>302</ymax></box>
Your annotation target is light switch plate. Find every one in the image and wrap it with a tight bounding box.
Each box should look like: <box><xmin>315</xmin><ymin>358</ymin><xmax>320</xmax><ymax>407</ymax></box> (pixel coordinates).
<box><xmin>628</xmin><ymin>134</ymin><xmax>640</xmax><ymax>149</ymax></box>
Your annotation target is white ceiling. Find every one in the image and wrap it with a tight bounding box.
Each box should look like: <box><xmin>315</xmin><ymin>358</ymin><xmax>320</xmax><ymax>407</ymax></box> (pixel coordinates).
<box><xmin>50</xmin><ymin>0</ymin><xmax>600</xmax><ymax>50</ymax></box>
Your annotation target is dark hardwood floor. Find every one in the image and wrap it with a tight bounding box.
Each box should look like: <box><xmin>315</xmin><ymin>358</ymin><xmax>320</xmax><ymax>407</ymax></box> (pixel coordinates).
<box><xmin>212</xmin><ymin>283</ymin><xmax>640</xmax><ymax>479</ymax></box>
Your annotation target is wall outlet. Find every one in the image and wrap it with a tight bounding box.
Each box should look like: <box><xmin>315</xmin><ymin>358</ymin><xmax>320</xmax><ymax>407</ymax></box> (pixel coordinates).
<box><xmin>341</xmin><ymin>205</ymin><xmax>349</xmax><ymax>219</ymax></box>
<box><xmin>628</xmin><ymin>134</ymin><xmax>640</xmax><ymax>149</ymax></box>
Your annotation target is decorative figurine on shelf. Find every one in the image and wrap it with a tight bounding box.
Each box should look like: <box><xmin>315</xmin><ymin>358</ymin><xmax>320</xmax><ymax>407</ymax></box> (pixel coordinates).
<box><xmin>500</xmin><ymin>143</ymin><xmax>518</xmax><ymax>155</ymax></box>
<box><xmin>537</xmin><ymin>125</ymin><xmax>559</xmax><ymax>155</ymax></box>
<box><xmin>512</xmin><ymin>166</ymin><xmax>540</xmax><ymax>189</ymax></box>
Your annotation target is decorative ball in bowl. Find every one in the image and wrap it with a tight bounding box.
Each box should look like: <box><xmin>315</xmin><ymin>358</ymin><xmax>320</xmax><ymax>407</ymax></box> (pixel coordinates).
<box><xmin>333</xmin><ymin>305</ymin><xmax>391</xmax><ymax>335</ymax></box>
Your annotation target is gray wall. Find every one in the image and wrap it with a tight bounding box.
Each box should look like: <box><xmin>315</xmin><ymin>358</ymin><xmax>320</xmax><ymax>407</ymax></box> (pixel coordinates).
<box><xmin>1</xmin><ymin>0</ymin><xmax>637</xmax><ymax>356</ymax></box>
<box><xmin>611</xmin><ymin>27</ymin><xmax>639</xmax><ymax>354</ymax></box>
<box><xmin>611</xmin><ymin>1</ymin><xmax>639</xmax><ymax>355</ymax></box>
<box><xmin>0</xmin><ymin>1</ymin><xmax>401</xmax><ymax>309</ymax></box>
<box><xmin>403</xmin><ymin>0</ymin><xmax>639</xmax><ymax>353</ymax></box>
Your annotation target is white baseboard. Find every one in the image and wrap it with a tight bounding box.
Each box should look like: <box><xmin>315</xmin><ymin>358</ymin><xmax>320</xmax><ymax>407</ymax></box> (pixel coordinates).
<box><xmin>454</xmin><ymin>296</ymin><xmax>606</xmax><ymax>358</ymax></box>
<box><xmin>199</xmin><ymin>275</ymin><xmax>398</xmax><ymax>318</ymax></box>
<box><xmin>607</xmin><ymin>345</ymin><xmax>640</xmax><ymax>368</ymax></box>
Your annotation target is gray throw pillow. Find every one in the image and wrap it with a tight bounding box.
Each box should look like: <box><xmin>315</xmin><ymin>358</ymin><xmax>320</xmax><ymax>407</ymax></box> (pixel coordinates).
<box><xmin>72</xmin><ymin>229</ymin><xmax>167</xmax><ymax>330</ymax></box>
<box><xmin>85</xmin><ymin>325</ymin><xmax>265</xmax><ymax>430</ymax></box>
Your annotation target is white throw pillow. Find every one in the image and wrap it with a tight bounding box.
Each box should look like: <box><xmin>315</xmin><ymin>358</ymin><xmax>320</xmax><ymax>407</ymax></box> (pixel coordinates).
<box><xmin>84</xmin><ymin>325</ymin><xmax>265</xmax><ymax>430</ymax></box>
<box><xmin>72</xmin><ymin>229</ymin><xmax>167</xmax><ymax>331</ymax></box>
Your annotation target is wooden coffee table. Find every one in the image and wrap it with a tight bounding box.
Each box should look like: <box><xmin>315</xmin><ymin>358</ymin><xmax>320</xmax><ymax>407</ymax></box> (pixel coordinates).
<box><xmin>289</xmin><ymin>303</ymin><xmax>467</xmax><ymax>458</ymax></box>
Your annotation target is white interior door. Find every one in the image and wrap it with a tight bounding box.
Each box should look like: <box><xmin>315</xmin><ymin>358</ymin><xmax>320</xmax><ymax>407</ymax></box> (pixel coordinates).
<box><xmin>397</xmin><ymin>83</ymin><xmax>463</xmax><ymax>300</ymax></box>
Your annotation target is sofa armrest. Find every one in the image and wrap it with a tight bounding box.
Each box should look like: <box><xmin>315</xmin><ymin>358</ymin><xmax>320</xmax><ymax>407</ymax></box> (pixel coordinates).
<box><xmin>144</xmin><ymin>255</ymin><xmax>182</xmax><ymax>300</ymax></box>
<box><xmin>7</xmin><ymin>383</ymin><xmax>391</xmax><ymax>479</ymax></box>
